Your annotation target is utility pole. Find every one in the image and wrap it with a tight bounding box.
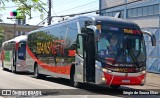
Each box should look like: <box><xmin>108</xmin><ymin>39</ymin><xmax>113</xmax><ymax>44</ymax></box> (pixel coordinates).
<box><xmin>48</xmin><ymin>0</ymin><xmax>52</xmax><ymax>25</ymax></box>
<box><xmin>14</xmin><ymin>23</ymin><xmax>16</xmax><ymax>37</ymax></box>
<box><xmin>99</xmin><ymin>0</ymin><xmax>102</xmax><ymax>16</ymax></box>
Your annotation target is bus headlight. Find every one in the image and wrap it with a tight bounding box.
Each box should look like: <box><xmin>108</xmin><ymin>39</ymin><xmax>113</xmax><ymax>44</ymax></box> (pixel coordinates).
<box><xmin>102</xmin><ymin>68</ymin><xmax>107</xmax><ymax>72</ymax></box>
<box><xmin>101</xmin><ymin>77</ymin><xmax>106</xmax><ymax>81</ymax></box>
<box><xmin>102</xmin><ymin>68</ymin><xmax>112</xmax><ymax>73</ymax></box>
<box><xmin>141</xmin><ymin>70</ymin><xmax>146</xmax><ymax>74</ymax></box>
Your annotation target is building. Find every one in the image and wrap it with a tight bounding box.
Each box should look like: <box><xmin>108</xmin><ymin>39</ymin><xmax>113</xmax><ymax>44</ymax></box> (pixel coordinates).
<box><xmin>15</xmin><ymin>18</ymin><xmax>26</xmax><ymax>36</ymax></box>
<box><xmin>99</xmin><ymin>0</ymin><xmax>160</xmax><ymax>73</ymax></box>
<box><xmin>0</xmin><ymin>23</ymin><xmax>43</xmax><ymax>41</ymax></box>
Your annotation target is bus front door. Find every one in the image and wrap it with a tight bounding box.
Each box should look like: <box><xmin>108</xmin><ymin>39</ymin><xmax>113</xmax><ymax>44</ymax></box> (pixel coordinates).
<box><xmin>75</xmin><ymin>31</ymin><xmax>95</xmax><ymax>83</ymax></box>
<box><xmin>85</xmin><ymin>32</ymin><xmax>95</xmax><ymax>82</ymax></box>
<box><xmin>75</xmin><ymin>34</ymin><xmax>85</xmax><ymax>83</ymax></box>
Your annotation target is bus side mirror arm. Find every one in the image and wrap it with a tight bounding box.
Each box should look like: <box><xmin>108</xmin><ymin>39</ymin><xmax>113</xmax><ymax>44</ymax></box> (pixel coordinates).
<box><xmin>86</xmin><ymin>25</ymin><xmax>97</xmax><ymax>32</ymax></box>
<box><xmin>142</xmin><ymin>30</ymin><xmax>156</xmax><ymax>46</ymax></box>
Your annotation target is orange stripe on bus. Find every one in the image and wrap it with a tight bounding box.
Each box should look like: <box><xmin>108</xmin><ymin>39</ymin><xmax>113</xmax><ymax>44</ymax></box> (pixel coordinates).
<box><xmin>26</xmin><ymin>45</ymin><xmax>71</xmax><ymax>75</ymax></box>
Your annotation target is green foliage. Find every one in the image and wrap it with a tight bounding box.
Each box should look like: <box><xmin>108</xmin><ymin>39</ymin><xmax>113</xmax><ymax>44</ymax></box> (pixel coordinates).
<box><xmin>13</xmin><ymin>0</ymin><xmax>46</xmax><ymax>15</ymax></box>
<box><xmin>0</xmin><ymin>0</ymin><xmax>46</xmax><ymax>19</ymax></box>
<box><xmin>0</xmin><ymin>26</ymin><xmax>4</xmax><ymax>47</ymax></box>
<box><xmin>0</xmin><ymin>19</ymin><xmax>3</xmax><ymax>22</ymax></box>
<box><xmin>32</xmin><ymin>0</ymin><xmax>39</xmax><ymax>2</ymax></box>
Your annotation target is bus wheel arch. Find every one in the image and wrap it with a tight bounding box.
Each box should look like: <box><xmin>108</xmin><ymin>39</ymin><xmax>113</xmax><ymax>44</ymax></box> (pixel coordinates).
<box><xmin>70</xmin><ymin>64</ymin><xmax>80</xmax><ymax>87</ymax></box>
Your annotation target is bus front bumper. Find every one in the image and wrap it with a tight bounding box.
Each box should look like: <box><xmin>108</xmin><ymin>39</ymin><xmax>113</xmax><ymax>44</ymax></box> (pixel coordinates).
<box><xmin>103</xmin><ymin>71</ymin><xmax>146</xmax><ymax>86</ymax></box>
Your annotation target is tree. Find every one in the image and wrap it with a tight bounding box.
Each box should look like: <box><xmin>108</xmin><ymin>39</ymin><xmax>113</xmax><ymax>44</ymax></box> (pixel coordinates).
<box><xmin>0</xmin><ymin>19</ymin><xmax>2</xmax><ymax>22</ymax></box>
<box><xmin>0</xmin><ymin>26</ymin><xmax>4</xmax><ymax>47</ymax></box>
<box><xmin>13</xmin><ymin>0</ymin><xmax>46</xmax><ymax>19</ymax></box>
<box><xmin>0</xmin><ymin>0</ymin><xmax>46</xmax><ymax>19</ymax></box>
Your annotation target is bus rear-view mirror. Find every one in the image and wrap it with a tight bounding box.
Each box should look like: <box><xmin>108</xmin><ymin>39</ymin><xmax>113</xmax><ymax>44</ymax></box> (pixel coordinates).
<box><xmin>142</xmin><ymin>30</ymin><xmax>156</xmax><ymax>46</ymax></box>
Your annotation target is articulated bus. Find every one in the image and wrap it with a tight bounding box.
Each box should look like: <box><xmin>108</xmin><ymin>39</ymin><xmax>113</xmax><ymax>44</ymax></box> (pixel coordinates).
<box><xmin>26</xmin><ymin>16</ymin><xmax>156</xmax><ymax>88</ymax></box>
<box><xmin>1</xmin><ymin>35</ymin><xmax>27</xmax><ymax>73</ymax></box>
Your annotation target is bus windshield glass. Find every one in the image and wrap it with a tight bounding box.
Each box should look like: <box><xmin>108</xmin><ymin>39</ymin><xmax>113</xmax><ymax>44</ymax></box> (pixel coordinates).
<box><xmin>97</xmin><ymin>25</ymin><xmax>146</xmax><ymax>64</ymax></box>
<box><xmin>119</xmin><ymin>34</ymin><xmax>146</xmax><ymax>63</ymax></box>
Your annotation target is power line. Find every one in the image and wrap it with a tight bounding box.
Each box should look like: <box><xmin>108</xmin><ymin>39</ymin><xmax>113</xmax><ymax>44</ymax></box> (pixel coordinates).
<box><xmin>57</xmin><ymin>0</ymin><xmax>98</xmax><ymax>11</ymax></box>
<box><xmin>37</xmin><ymin>2</ymin><xmax>48</xmax><ymax>13</ymax></box>
<box><xmin>57</xmin><ymin>2</ymin><xmax>98</xmax><ymax>15</ymax></box>
<box><xmin>56</xmin><ymin>0</ymin><xmax>98</xmax><ymax>14</ymax></box>
<box><xmin>53</xmin><ymin>0</ymin><xmax>74</xmax><ymax>5</ymax></box>
<box><xmin>53</xmin><ymin>0</ymin><xmax>98</xmax><ymax>19</ymax></box>
<box><xmin>37</xmin><ymin>0</ymin><xmax>144</xmax><ymax>26</ymax></box>
<box><xmin>79</xmin><ymin>7</ymin><xmax>98</xmax><ymax>13</ymax></box>
<box><xmin>0</xmin><ymin>6</ymin><xmax>18</xmax><ymax>8</ymax></box>
<box><xmin>38</xmin><ymin>0</ymin><xmax>48</xmax><ymax>11</ymax></box>
<box><xmin>62</xmin><ymin>3</ymin><xmax>98</xmax><ymax>14</ymax></box>
<box><xmin>53</xmin><ymin>0</ymin><xmax>79</xmax><ymax>7</ymax></box>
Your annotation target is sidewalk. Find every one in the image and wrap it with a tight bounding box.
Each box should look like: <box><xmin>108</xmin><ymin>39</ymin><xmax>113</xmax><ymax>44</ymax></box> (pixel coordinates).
<box><xmin>125</xmin><ymin>72</ymin><xmax>160</xmax><ymax>89</ymax></box>
<box><xmin>145</xmin><ymin>72</ymin><xmax>160</xmax><ymax>89</ymax></box>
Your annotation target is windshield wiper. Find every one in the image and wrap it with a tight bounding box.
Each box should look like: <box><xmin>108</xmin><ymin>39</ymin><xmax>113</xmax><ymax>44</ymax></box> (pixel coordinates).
<box><xmin>114</xmin><ymin>48</ymin><xmax>124</xmax><ymax>63</ymax></box>
<box><xmin>114</xmin><ymin>38</ymin><xmax>140</xmax><ymax>67</ymax></box>
<box><xmin>114</xmin><ymin>37</ymin><xmax>128</xmax><ymax>63</ymax></box>
<box><xmin>128</xmin><ymin>48</ymin><xmax>140</xmax><ymax>67</ymax></box>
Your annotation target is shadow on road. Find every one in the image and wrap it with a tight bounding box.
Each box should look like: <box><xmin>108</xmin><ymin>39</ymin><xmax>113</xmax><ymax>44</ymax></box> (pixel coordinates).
<box><xmin>26</xmin><ymin>75</ymin><xmax>160</xmax><ymax>97</ymax></box>
<box><xmin>1</xmin><ymin>67</ymin><xmax>32</xmax><ymax>75</ymax></box>
<box><xmin>1</xmin><ymin>68</ymin><xmax>159</xmax><ymax>97</ymax></box>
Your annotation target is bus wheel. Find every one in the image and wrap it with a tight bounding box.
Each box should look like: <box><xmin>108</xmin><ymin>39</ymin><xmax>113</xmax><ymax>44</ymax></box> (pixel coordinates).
<box><xmin>70</xmin><ymin>68</ymin><xmax>80</xmax><ymax>88</ymax></box>
<box><xmin>110</xmin><ymin>85</ymin><xmax>120</xmax><ymax>89</ymax></box>
<box><xmin>34</xmin><ymin>64</ymin><xmax>40</xmax><ymax>79</ymax></box>
<box><xmin>34</xmin><ymin>64</ymin><xmax>46</xmax><ymax>79</ymax></box>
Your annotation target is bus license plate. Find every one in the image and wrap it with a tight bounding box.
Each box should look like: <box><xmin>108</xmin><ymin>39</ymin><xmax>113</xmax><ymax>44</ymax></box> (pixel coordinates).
<box><xmin>122</xmin><ymin>79</ymin><xmax>130</xmax><ymax>83</ymax></box>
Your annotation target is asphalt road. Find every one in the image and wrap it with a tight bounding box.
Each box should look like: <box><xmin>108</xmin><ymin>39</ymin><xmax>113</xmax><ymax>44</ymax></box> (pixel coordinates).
<box><xmin>0</xmin><ymin>62</ymin><xmax>159</xmax><ymax>98</ymax></box>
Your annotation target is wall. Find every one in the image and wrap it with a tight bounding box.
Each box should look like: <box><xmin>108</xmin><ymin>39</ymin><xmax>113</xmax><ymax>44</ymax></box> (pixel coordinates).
<box><xmin>100</xmin><ymin>0</ymin><xmax>160</xmax><ymax>73</ymax></box>
<box><xmin>143</xmin><ymin>28</ymin><xmax>160</xmax><ymax>73</ymax></box>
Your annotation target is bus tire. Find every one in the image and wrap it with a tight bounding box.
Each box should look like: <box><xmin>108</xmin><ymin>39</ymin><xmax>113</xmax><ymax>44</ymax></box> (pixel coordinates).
<box><xmin>70</xmin><ymin>66</ymin><xmax>80</xmax><ymax>88</ymax></box>
<box><xmin>110</xmin><ymin>85</ymin><xmax>120</xmax><ymax>89</ymax></box>
<box><xmin>34</xmin><ymin>64</ymin><xmax>45</xmax><ymax>79</ymax></box>
<box><xmin>34</xmin><ymin>64</ymin><xmax>40</xmax><ymax>79</ymax></box>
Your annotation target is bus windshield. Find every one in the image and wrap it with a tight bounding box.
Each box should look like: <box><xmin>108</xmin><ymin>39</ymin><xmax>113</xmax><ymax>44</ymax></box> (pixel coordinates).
<box><xmin>97</xmin><ymin>26</ymin><xmax>146</xmax><ymax>64</ymax></box>
<box><xmin>18</xmin><ymin>42</ymin><xmax>26</xmax><ymax>60</ymax></box>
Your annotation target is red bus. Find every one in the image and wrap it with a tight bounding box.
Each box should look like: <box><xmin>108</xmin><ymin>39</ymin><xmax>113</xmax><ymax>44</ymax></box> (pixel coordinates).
<box><xmin>26</xmin><ymin>16</ymin><xmax>156</xmax><ymax>88</ymax></box>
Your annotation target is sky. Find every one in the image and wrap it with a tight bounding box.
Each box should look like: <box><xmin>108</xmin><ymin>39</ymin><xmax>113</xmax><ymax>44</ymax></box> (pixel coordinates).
<box><xmin>0</xmin><ymin>0</ymin><xmax>99</xmax><ymax>26</ymax></box>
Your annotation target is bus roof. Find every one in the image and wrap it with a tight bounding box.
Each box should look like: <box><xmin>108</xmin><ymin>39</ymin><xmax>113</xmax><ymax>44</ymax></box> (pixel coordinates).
<box><xmin>91</xmin><ymin>16</ymin><xmax>139</xmax><ymax>28</ymax></box>
<box><xmin>28</xmin><ymin>15</ymin><xmax>140</xmax><ymax>34</ymax></box>
<box><xmin>2</xmin><ymin>35</ymin><xmax>27</xmax><ymax>46</ymax></box>
<box><xmin>53</xmin><ymin>15</ymin><xmax>139</xmax><ymax>28</ymax></box>
<box><xmin>13</xmin><ymin>35</ymin><xmax>27</xmax><ymax>42</ymax></box>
